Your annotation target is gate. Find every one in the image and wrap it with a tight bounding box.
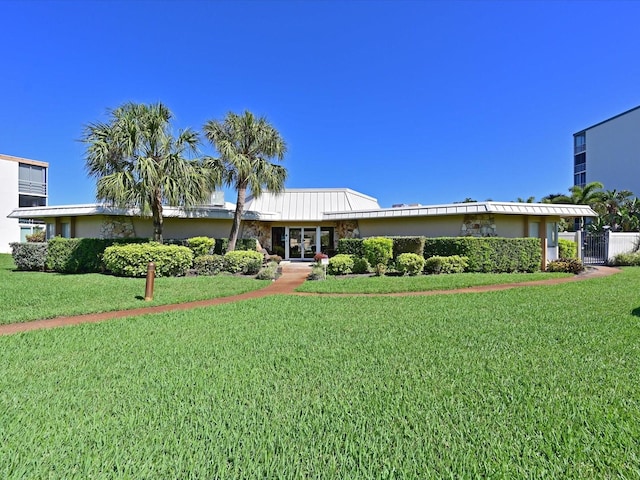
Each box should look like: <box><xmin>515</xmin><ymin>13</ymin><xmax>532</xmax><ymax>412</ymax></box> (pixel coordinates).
<box><xmin>582</xmin><ymin>232</ymin><xmax>608</xmax><ymax>265</ymax></box>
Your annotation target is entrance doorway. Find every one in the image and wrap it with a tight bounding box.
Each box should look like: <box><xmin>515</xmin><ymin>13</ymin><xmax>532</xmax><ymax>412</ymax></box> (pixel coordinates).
<box><xmin>271</xmin><ymin>226</ymin><xmax>335</xmax><ymax>260</ymax></box>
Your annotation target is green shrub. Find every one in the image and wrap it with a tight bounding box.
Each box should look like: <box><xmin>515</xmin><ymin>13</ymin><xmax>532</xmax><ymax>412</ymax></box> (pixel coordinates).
<box><xmin>256</xmin><ymin>261</ymin><xmax>279</xmax><ymax>280</ymax></box>
<box><xmin>103</xmin><ymin>242</ymin><xmax>194</xmax><ymax>277</ymax></box>
<box><xmin>374</xmin><ymin>263</ymin><xmax>388</xmax><ymax>276</ymax></box>
<box><xmin>307</xmin><ymin>264</ymin><xmax>326</xmax><ymax>280</ymax></box>
<box><xmin>423</xmin><ymin>237</ymin><xmax>540</xmax><ymax>273</ymax></box>
<box><xmin>396</xmin><ymin>253</ymin><xmax>425</xmax><ymax>276</ymax></box>
<box><xmin>44</xmin><ymin>237</ymin><xmax>149</xmax><ymax>274</ymax></box>
<box><xmin>186</xmin><ymin>237</ymin><xmax>215</xmax><ymax>257</ymax></box>
<box><xmin>212</xmin><ymin>238</ymin><xmax>258</xmax><ymax>255</ymax></box>
<box><xmin>193</xmin><ymin>254</ymin><xmax>225</xmax><ymax>275</ymax></box>
<box><xmin>424</xmin><ymin>255</ymin><xmax>469</xmax><ymax>274</ymax></box>
<box><xmin>559</xmin><ymin>238</ymin><xmax>578</xmax><ymax>259</ymax></box>
<box><xmin>327</xmin><ymin>254</ymin><xmax>355</xmax><ymax>275</ymax></box>
<box><xmin>611</xmin><ymin>252</ymin><xmax>640</xmax><ymax>266</ymax></box>
<box><xmin>352</xmin><ymin>257</ymin><xmax>371</xmax><ymax>274</ymax></box>
<box><xmin>223</xmin><ymin>250</ymin><xmax>264</xmax><ymax>274</ymax></box>
<box><xmin>546</xmin><ymin>258</ymin><xmax>585</xmax><ymax>274</ymax></box>
<box><xmin>10</xmin><ymin>242</ymin><xmax>48</xmax><ymax>271</ymax></box>
<box><xmin>363</xmin><ymin>237</ymin><xmax>393</xmax><ymax>268</ymax></box>
<box><xmin>337</xmin><ymin>238</ymin><xmax>364</xmax><ymax>257</ymax></box>
<box><xmin>391</xmin><ymin>236</ymin><xmax>425</xmax><ymax>259</ymax></box>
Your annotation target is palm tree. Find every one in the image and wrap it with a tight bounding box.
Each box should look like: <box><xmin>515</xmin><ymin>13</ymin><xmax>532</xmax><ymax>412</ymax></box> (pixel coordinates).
<box><xmin>550</xmin><ymin>181</ymin><xmax>604</xmax><ymax>231</ymax></box>
<box><xmin>594</xmin><ymin>189</ymin><xmax>634</xmax><ymax>230</ymax></box>
<box><xmin>516</xmin><ymin>196</ymin><xmax>536</xmax><ymax>203</ymax></box>
<box><xmin>82</xmin><ymin>102</ymin><xmax>216</xmax><ymax>243</ymax></box>
<box><xmin>203</xmin><ymin>110</ymin><xmax>287</xmax><ymax>251</ymax></box>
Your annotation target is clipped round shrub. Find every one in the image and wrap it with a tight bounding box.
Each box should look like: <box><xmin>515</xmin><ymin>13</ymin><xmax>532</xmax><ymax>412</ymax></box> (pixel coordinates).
<box><xmin>193</xmin><ymin>254</ymin><xmax>225</xmax><ymax>276</ymax></box>
<box><xmin>362</xmin><ymin>237</ymin><xmax>393</xmax><ymax>268</ymax></box>
<box><xmin>223</xmin><ymin>250</ymin><xmax>264</xmax><ymax>274</ymax></box>
<box><xmin>103</xmin><ymin>242</ymin><xmax>194</xmax><ymax>277</ymax></box>
<box><xmin>186</xmin><ymin>236</ymin><xmax>215</xmax><ymax>257</ymax></box>
<box><xmin>558</xmin><ymin>238</ymin><xmax>577</xmax><ymax>259</ymax></box>
<box><xmin>396</xmin><ymin>253</ymin><xmax>425</xmax><ymax>276</ymax></box>
<box><xmin>352</xmin><ymin>257</ymin><xmax>371</xmax><ymax>274</ymax></box>
<box><xmin>10</xmin><ymin>242</ymin><xmax>47</xmax><ymax>271</ymax></box>
<box><xmin>546</xmin><ymin>258</ymin><xmax>585</xmax><ymax>274</ymax></box>
<box><xmin>374</xmin><ymin>263</ymin><xmax>388</xmax><ymax>276</ymax></box>
<box><xmin>327</xmin><ymin>254</ymin><xmax>355</xmax><ymax>275</ymax></box>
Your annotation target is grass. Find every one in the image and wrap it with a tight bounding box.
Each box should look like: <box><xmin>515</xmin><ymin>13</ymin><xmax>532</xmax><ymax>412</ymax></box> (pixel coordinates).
<box><xmin>0</xmin><ymin>266</ymin><xmax>639</xmax><ymax>477</ymax></box>
<box><xmin>296</xmin><ymin>271</ymin><xmax>572</xmax><ymax>294</ymax></box>
<box><xmin>0</xmin><ymin>254</ymin><xmax>270</xmax><ymax>324</ymax></box>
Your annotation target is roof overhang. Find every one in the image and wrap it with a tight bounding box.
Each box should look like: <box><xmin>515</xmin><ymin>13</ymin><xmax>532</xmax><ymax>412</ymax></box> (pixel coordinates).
<box><xmin>321</xmin><ymin>202</ymin><xmax>598</xmax><ymax>220</ymax></box>
<box><xmin>7</xmin><ymin>204</ymin><xmax>261</xmax><ymax>221</ymax></box>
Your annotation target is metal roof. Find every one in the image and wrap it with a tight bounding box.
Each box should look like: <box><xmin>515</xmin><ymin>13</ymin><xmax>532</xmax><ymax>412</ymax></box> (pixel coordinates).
<box><xmin>321</xmin><ymin>201</ymin><xmax>598</xmax><ymax>220</ymax></box>
<box><xmin>7</xmin><ymin>203</ymin><xmax>257</xmax><ymax>220</ymax></box>
<box><xmin>245</xmin><ymin>188</ymin><xmax>381</xmax><ymax>221</ymax></box>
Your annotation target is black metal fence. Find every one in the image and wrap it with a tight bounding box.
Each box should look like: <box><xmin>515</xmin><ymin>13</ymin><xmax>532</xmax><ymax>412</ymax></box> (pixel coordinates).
<box><xmin>582</xmin><ymin>232</ymin><xmax>608</xmax><ymax>265</ymax></box>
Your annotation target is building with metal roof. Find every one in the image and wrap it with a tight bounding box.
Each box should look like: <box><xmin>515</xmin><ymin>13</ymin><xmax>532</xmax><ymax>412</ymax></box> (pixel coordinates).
<box><xmin>7</xmin><ymin>187</ymin><xmax>597</xmax><ymax>267</ymax></box>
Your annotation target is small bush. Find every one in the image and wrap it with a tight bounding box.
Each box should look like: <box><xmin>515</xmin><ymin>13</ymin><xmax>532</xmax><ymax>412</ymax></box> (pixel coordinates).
<box><xmin>374</xmin><ymin>263</ymin><xmax>388</xmax><ymax>276</ymax></box>
<box><xmin>424</xmin><ymin>255</ymin><xmax>469</xmax><ymax>274</ymax></box>
<box><xmin>186</xmin><ymin>237</ymin><xmax>215</xmax><ymax>257</ymax></box>
<box><xmin>396</xmin><ymin>253</ymin><xmax>425</xmax><ymax>276</ymax></box>
<box><xmin>307</xmin><ymin>264</ymin><xmax>326</xmax><ymax>280</ymax></box>
<box><xmin>546</xmin><ymin>258</ymin><xmax>585</xmax><ymax>274</ymax></box>
<box><xmin>352</xmin><ymin>257</ymin><xmax>371</xmax><ymax>274</ymax></box>
<box><xmin>256</xmin><ymin>261</ymin><xmax>279</xmax><ymax>280</ymax></box>
<box><xmin>611</xmin><ymin>252</ymin><xmax>640</xmax><ymax>266</ymax></box>
<box><xmin>223</xmin><ymin>250</ymin><xmax>264</xmax><ymax>274</ymax></box>
<box><xmin>559</xmin><ymin>238</ymin><xmax>578</xmax><ymax>259</ymax></box>
<box><xmin>103</xmin><ymin>242</ymin><xmax>194</xmax><ymax>277</ymax></box>
<box><xmin>193</xmin><ymin>254</ymin><xmax>225</xmax><ymax>276</ymax></box>
<box><xmin>363</xmin><ymin>237</ymin><xmax>393</xmax><ymax>268</ymax></box>
<box><xmin>327</xmin><ymin>254</ymin><xmax>355</xmax><ymax>275</ymax></box>
<box><xmin>10</xmin><ymin>242</ymin><xmax>48</xmax><ymax>271</ymax></box>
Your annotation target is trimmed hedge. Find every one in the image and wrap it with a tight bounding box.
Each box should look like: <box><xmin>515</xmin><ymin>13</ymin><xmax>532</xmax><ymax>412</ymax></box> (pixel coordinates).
<box><xmin>193</xmin><ymin>254</ymin><xmax>225</xmax><ymax>276</ymax></box>
<box><xmin>396</xmin><ymin>252</ymin><xmax>425</xmax><ymax>276</ymax></box>
<box><xmin>423</xmin><ymin>237</ymin><xmax>541</xmax><ymax>273</ymax></box>
<box><xmin>103</xmin><ymin>242</ymin><xmax>194</xmax><ymax>277</ymax></box>
<box><xmin>10</xmin><ymin>242</ymin><xmax>48</xmax><ymax>271</ymax></box>
<box><xmin>186</xmin><ymin>237</ymin><xmax>215</xmax><ymax>257</ymax></box>
<box><xmin>391</xmin><ymin>236</ymin><xmax>426</xmax><ymax>259</ymax></box>
<box><xmin>45</xmin><ymin>237</ymin><xmax>149</xmax><ymax>274</ymax></box>
<box><xmin>327</xmin><ymin>254</ymin><xmax>355</xmax><ymax>275</ymax></box>
<box><xmin>424</xmin><ymin>255</ymin><xmax>469</xmax><ymax>274</ymax></box>
<box><xmin>223</xmin><ymin>250</ymin><xmax>263</xmax><ymax>274</ymax></box>
<box><xmin>212</xmin><ymin>238</ymin><xmax>258</xmax><ymax>255</ymax></box>
<box><xmin>337</xmin><ymin>238</ymin><xmax>364</xmax><ymax>257</ymax></box>
<box><xmin>546</xmin><ymin>258</ymin><xmax>585</xmax><ymax>274</ymax></box>
<box><xmin>559</xmin><ymin>238</ymin><xmax>578</xmax><ymax>259</ymax></box>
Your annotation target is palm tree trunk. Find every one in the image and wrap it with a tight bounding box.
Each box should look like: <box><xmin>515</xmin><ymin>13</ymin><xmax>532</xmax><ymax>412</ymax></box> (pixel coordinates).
<box><xmin>152</xmin><ymin>190</ymin><xmax>164</xmax><ymax>243</ymax></box>
<box><xmin>228</xmin><ymin>184</ymin><xmax>247</xmax><ymax>251</ymax></box>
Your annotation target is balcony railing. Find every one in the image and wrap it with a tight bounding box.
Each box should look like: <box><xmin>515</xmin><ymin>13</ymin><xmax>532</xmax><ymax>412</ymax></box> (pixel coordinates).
<box><xmin>18</xmin><ymin>180</ymin><xmax>47</xmax><ymax>196</ymax></box>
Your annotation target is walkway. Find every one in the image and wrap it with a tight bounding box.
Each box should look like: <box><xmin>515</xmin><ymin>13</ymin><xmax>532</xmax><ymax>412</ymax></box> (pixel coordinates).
<box><xmin>0</xmin><ymin>263</ymin><xmax>620</xmax><ymax>336</ymax></box>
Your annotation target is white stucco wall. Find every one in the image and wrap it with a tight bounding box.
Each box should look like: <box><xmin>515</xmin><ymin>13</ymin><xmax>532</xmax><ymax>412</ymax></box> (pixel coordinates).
<box><xmin>0</xmin><ymin>160</ymin><xmax>19</xmax><ymax>253</ymax></box>
<box><xmin>585</xmin><ymin>107</ymin><xmax>640</xmax><ymax>193</ymax></box>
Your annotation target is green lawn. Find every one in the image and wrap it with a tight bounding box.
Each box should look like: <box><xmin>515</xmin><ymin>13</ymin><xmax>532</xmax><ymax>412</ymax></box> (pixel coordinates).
<box><xmin>1</xmin><ymin>265</ymin><xmax>639</xmax><ymax>478</ymax></box>
<box><xmin>0</xmin><ymin>254</ymin><xmax>270</xmax><ymax>324</ymax></box>
<box><xmin>297</xmin><ymin>271</ymin><xmax>572</xmax><ymax>294</ymax></box>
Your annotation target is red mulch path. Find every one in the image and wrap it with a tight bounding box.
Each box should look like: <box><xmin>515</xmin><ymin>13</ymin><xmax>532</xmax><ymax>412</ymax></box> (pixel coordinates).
<box><xmin>0</xmin><ymin>264</ymin><xmax>620</xmax><ymax>336</ymax></box>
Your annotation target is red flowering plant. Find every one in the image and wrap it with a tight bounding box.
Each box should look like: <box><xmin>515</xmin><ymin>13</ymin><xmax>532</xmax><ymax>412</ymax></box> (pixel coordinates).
<box><xmin>314</xmin><ymin>252</ymin><xmax>329</xmax><ymax>264</ymax></box>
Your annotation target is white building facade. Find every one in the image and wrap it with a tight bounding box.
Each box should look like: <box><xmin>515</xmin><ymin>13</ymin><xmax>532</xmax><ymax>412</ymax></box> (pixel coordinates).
<box><xmin>0</xmin><ymin>154</ymin><xmax>48</xmax><ymax>253</ymax></box>
<box><xmin>574</xmin><ymin>105</ymin><xmax>640</xmax><ymax>193</ymax></box>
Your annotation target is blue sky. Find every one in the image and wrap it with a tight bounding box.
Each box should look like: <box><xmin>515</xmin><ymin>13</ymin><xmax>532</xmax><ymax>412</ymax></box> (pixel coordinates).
<box><xmin>2</xmin><ymin>0</ymin><xmax>640</xmax><ymax>208</ymax></box>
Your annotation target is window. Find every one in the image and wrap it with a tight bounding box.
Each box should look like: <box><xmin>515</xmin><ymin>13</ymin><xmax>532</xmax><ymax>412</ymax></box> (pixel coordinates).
<box><xmin>18</xmin><ymin>163</ymin><xmax>47</xmax><ymax>195</ymax></box>
<box><xmin>60</xmin><ymin>222</ymin><xmax>71</xmax><ymax>238</ymax></box>
<box><xmin>546</xmin><ymin>222</ymin><xmax>558</xmax><ymax>247</ymax></box>
<box><xmin>574</xmin><ymin>133</ymin><xmax>586</xmax><ymax>154</ymax></box>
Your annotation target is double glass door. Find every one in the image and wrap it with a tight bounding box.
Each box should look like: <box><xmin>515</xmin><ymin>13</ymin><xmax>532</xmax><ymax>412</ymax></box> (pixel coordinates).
<box><xmin>288</xmin><ymin>227</ymin><xmax>317</xmax><ymax>259</ymax></box>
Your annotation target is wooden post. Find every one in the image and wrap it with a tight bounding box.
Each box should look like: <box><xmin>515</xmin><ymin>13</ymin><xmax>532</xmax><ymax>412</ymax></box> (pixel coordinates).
<box><xmin>144</xmin><ymin>262</ymin><xmax>155</xmax><ymax>301</ymax></box>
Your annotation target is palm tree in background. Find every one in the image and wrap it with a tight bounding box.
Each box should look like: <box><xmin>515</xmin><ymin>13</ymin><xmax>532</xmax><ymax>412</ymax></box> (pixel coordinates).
<box><xmin>203</xmin><ymin>110</ymin><xmax>287</xmax><ymax>251</ymax></box>
<box><xmin>83</xmin><ymin>102</ymin><xmax>216</xmax><ymax>243</ymax></box>
<box><xmin>550</xmin><ymin>181</ymin><xmax>604</xmax><ymax>231</ymax></box>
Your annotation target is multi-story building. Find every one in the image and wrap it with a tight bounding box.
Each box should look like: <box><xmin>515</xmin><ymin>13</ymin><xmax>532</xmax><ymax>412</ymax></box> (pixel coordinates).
<box><xmin>573</xmin><ymin>105</ymin><xmax>640</xmax><ymax>192</ymax></box>
<box><xmin>0</xmin><ymin>153</ymin><xmax>48</xmax><ymax>253</ymax></box>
